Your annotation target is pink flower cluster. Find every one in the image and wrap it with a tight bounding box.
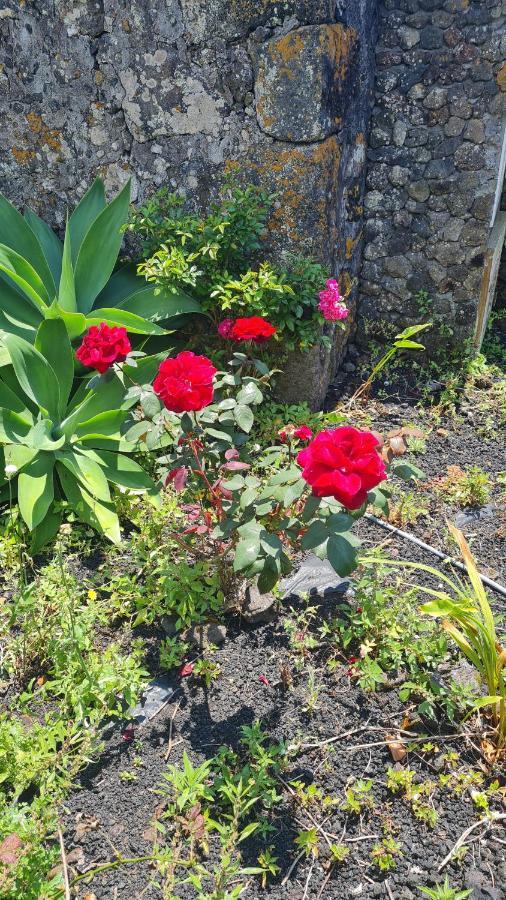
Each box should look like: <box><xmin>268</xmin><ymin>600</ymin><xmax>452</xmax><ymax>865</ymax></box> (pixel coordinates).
<box><xmin>318</xmin><ymin>279</ymin><xmax>349</xmax><ymax>322</ymax></box>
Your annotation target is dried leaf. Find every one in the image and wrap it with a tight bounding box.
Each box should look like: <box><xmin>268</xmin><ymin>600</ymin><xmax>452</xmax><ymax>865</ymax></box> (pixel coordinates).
<box><xmin>74</xmin><ymin>814</ymin><xmax>99</xmax><ymax>840</ymax></box>
<box><xmin>386</xmin><ymin>734</ymin><xmax>407</xmax><ymax>762</ymax></box>
<box><xmin>389</xmin><ymin>436</ymin><xmax>407</xmax><ymax>456</ymax></box>
<box><xmin>84</xmin><ymin>894</ymin><xmax>98</xmax><ymax>900</ymax></box>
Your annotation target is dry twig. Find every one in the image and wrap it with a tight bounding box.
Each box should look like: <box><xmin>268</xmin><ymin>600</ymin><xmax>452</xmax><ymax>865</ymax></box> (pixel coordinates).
<box><xmin>438</xmin><ymin>813</ymin><xmax>506</xmax><ymax>871</ymax></box>
<box><xmin>57</xmin><ymin>826</ymin><xmax>71</xmax><ymax>900</ymax></box>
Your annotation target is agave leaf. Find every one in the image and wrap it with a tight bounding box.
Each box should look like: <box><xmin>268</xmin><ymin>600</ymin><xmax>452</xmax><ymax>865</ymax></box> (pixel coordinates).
<box><xmin>35</xmin><ymin>319</ymin><xmax>74</xmax><ymax>416</ymax></box>
<box><xmin>0</xmin><ymin>245</ymin><xmax>50</xmax><ymax>312</ymax></box>
<box><xmin>74</xmin><ymin>180</ymin><xmax>131</xmax><ymax>313</ymax></box>
<box><xmin>74</xmin><ymin>409</ymin><xmax>126</xmax><ymax>439</ymax></box>
<box><xmin>4</xmin><ymin>444</ymin><xmax>38</xmax><ymax>472</ymax></box>
<box><xmin>24</xmin><ymin>208</ymin><xmax>63</xmax><ymax>287</ymax></box>
<box><xmin>68</xmin><ymin>178</ymin><xmax>106</xmax><ymax>265</ymax></box>
<box><xmin>3</xmin><ymin>332</ymin><xmax>60</xmax><ymax>422</ymax></box>
<box><xmin>81</xmin><ymin>447</ymin><xmax>158</xmax><ymax>493</ymax></box>
<box><xmin>0</xmin><ymin>193</ymin><xmax>56</xmax><ymax>297</ymax></box>
<box><xmin>17</xmin><ymin>453</ymin><xmax>55</xmax><ymax>530</ymax></box>
<box><xmin>57</xmin><ymin>463</ymin><xmax>121</xmax><ymax>544</ymax></box>
<box><xmin>0</xmin><ymin>408</ymin><xmax>34</xmax><ymax>444</ymax></box>
<box><xmin>61</xmin><ymin>374</ymin><xmax>127</xmax><ymax>436</ymax></box>
<box><xmin>30</xmin><ymin>506</ymin><xmax>62</xmax><ymax>554</ymax></box>
<box><xmin>58</xmin><ymin>222</ymin><xmax>77</xmax><ymax>313</ymax></box>
<box><xmin>56</xmin><ymin>448</ymin><xmax>111</xmax><ymax>503</ymax></box>
<box><xmin>85</xmin><ymin>307</ymin><xmax>167</xmax><ymax>335</ymax></box>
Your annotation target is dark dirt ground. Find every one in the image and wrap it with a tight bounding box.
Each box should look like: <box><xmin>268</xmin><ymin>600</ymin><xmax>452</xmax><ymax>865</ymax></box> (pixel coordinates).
<box><xmin>62</xmin><ymin>374</ymin><xmax>506</xmax><ymax>900</ymax></box>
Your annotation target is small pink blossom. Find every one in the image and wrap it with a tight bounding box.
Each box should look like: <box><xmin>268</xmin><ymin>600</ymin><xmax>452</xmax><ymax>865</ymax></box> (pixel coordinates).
<box><xmin>121</xmin><ymin>724</ymin><xmax>135</xmax><ymax>742</ymax></box>
<box><xmin>259</xmin><ymin>674</ymin><xmax>270</xmax><ymax>686</ymax></box>
<box><xmin>179</xmin><ymin>662</ymin><xmax>194</xmax><ymax>678</ymax></box>
<box><xmin>218</xmin><ymin>318</ymin><xmax>234</xmax><ymax>339</ymax></box>
<box><xmin>318</xmin><ymin>279</ymin><xmax>349</xmax><ymax>322</ymax></box>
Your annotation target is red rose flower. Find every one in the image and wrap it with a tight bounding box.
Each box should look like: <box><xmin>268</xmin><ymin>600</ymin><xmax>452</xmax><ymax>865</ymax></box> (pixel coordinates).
<box><xmin>296</xmin><ymin>427</ymin><xmax>387</xmax><ymax>510</ymax></box>
<box><xmin>228</xmin><ymin>316</ymin><xmax>276</xmax><ymax>343</ymax></box>
<box><xmin>76</xmin><ymin>322</ymin><xmax>131</xmax><ymax>374</ymax></box>
<box><xmin>294</xmin><ymin>425</ymin><xmax>313</xmax><ymax>442</ymax></box>
<box><xmin>153</xmin><ymin>351</ymin><xmax>216</xmax><ymax>413</ymax></box>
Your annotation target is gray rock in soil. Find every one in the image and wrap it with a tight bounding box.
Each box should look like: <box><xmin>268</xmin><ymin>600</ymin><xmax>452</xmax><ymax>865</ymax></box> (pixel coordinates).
<box><xmin>449</xmin><ymin>658</ymin><xmax>480</xmax><ymax>694</ymax></box>
<box><xmin>455</xmin><ymin>503</ymin><xmax>500</xmax><ymax>528</ymax></box>
<box><xmin>281</xmin><ymin>553</ymin><xmax>352</xmax><ymax>598</ymax></box>
<box><xmin>131</xmin><ymin>676</ymin><xmax>175</xmax><ymax>726</ymax></box>
<box><xmin>241</xmin><ymin>583</ymin><xmax>277</xmax><ymax>624</ymax></box>
<box><xmin>161</xmin><ymin>615</ymin><xmax>179</xmax><ymax>637</ymax></box>
<box><xmin>184</xmin><ymin>623</ymin><xmax>227</xmax><ymax>648</ymax></box>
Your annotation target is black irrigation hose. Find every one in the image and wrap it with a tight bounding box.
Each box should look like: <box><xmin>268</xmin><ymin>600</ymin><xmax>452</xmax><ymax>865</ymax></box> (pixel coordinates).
<box><xmin>364</xmin><ymin>512</ymin><xmax>506</xmax><ymax>599</ymax></box>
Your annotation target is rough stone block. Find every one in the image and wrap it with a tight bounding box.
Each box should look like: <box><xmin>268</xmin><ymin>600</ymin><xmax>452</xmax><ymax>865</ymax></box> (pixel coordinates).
<box><xmin>255</xmin><ymin>25</ymin><xmax>356</xmax><ymax>142</ymax></box>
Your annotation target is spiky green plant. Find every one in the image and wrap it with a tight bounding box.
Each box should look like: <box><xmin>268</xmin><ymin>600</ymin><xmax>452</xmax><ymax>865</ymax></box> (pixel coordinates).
<box><xmin>0</xmin><ymin>179</ymin><xmax>201</xmax><ymax>356</ymax></box>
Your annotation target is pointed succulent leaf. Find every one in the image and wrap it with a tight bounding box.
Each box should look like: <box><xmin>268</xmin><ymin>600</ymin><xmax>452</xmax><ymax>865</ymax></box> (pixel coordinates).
<box><xmin>30</xmin><ymin>506</ymin><xmax>62</xmax><ymax>554</ymax></box>
<box><xmin>56</xmin><ymin>448</ymin><xmax>111</xmax><ymax>503</ymax></box>
<box><xmin>74</xmin><ymin>180</ymin><xmax>131</xmax><ymax>313</ymax></box>
<box><xmin>68</xmin><ymin>178</ymin><xmax>106</xmax><ymax>265</ymax></box>
<box><xmin>17</xmin><ymin>453</ymin><xmax>55</xmax><ymax>530</ymax></box>
<box><xmin>24</xmin><ymin>208</ymin><xmax>63</xmax><ymax>287</ymax></box>
<box><xmin>35</xmin><ymin>319</ymin><xmax>74</xmax><ymax>416</ymax></box>
<box><xmin>57</xmin><ymin>463</ymin><xmax>121</xmax><ymax>544</ymax></box>
<box><xmin>81</xmin><ymin>448</ymin><xmax>158</xmax><ymax>493</ymax></box>
<box><xmin>86</xmin><ymin>307</ymin><xmax>167</xmax><ymax>335</ymax></box>
<box><xmin>3</xmin><ymin>332</ymin><xmax>60</xmax><ymax>421</ymax></box>
<box><xmin>0</xmin><ymin>193</ymin><xmax>56</xmax><ymax>297</ymax></box>
<box><xmin>0</xmin><ymin>245</ymin><xmax>49</xmax><ymax>311</ymax></box>
<box><xmin>0</xmin><ymin>408</ymin><xmax>34</xmax><ymax>444</ymax></box>
<box><xmin>58</xmin><ymin>223</ymin><xmax>77</xmax><ymax>312</ymax></box>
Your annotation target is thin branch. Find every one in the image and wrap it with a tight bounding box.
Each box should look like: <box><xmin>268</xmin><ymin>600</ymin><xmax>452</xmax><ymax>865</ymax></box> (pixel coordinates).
<box><xmin>57</xmin><ymin>827</ymin><xmax>71</xmax><ymax>900</ymax></box>
<box><xmin>438</xmin><ymin>813</ymin><xmax>506</xmax><ymax>871</ymax></box>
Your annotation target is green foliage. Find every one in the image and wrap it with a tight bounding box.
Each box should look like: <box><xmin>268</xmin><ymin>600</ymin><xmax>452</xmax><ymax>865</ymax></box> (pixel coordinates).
<box><xmin>433</xmin><ymin>465</ymin><xmax>492</xmax><ymax>508</ymax></box>
<box><xmin>0</xmin><ymin>179</ymin><xmax>198</xmax><ymax>345</ymax></box>
<box><xmin>351</xmin><ymin>323</ymin><xmax>431</xmax><ymax>403</ymax></box>
<box><xmin>154</xmin><ymin>723</ymin><xmax>285</xmax><ymax>896</ymax></box>
<box><xmin>0</xmin><ymin>319</ymin><xmax>159</xmax><ymax>548</ymax></box>
<box><xmin>341</xmin><ymin>778</ymin><xmax>374</xmax><ymax>815</ymax></box>
<box><xmin>371</xmin><ymin>835</ymin><xmax>402</xmax><ymax>872</ymax></box>
<box><xmin>374</xmin><ymin>525</ymin><xmax>506</xmax><ymax>749</ymax></box>
<box><xmin>418</xmin><ymin>876</ymin><xmax>472</xmax><ymax>900</ymax></box>
<box><xmin>321</xmin><ymin>565</ymin><xmax>448</xmax><ymax>697</ymax></box>
<box><xmin>159</xmin><ymin>637</ymin><xmax>189</xmax><ymax>671</ymax></box>
<box><xmin>155</xmin><ymin>560</ymin><xmax>225</xmax><ymax>631</ymax></box>
<box><xmin>386</xmin><ymin>768</ymin><xmax>438</xmax><ymax>827</ymax></box>
<box><xmin>252</xmin><ymin>400</ymin><xmax>322</xmax><ymax>446</ymax></box>
<box><xmin>130</xmin><ymin>179</ymin><xmax>332</xmax><ymax>352</ymax></box>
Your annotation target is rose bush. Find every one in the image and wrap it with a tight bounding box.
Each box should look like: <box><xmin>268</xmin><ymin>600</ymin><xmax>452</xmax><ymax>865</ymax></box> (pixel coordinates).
<box><xmin>128</xmin><ymin>350</ymin><xmax>420</xmax><ymax>596</ymax></box>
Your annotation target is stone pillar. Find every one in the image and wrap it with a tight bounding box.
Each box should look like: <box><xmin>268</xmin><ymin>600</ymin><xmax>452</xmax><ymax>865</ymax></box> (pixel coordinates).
<box><xmin>358</xmin><ymin>0</ymin><xmax>506</xmax><ymax>348</ymax></box>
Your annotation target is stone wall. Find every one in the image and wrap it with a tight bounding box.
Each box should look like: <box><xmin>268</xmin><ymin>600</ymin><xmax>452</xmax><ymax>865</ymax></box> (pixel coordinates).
<box><xmin>358</xmin><ymin>0</ymin><xmax>506</xmax><ymax>347</ymax></box>
<box><xmin>0</xmin><ymin>0</ymin><xmax>378</xmax><ymax>408</ymax></box>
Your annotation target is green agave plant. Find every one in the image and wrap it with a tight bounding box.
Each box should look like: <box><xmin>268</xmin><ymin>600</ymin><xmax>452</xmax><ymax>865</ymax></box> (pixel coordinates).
<box><xmin>0</xmin><ymin>178</ymin><xmax>202</xmax><ymax>358</ymax></box>
<box><xmin>0</xmin><ymin>318</ymin><xmax>161</xmax><ymax>550</ymax></box>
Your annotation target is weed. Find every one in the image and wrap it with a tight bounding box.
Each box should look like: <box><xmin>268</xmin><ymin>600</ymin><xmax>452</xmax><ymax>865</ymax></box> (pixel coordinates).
<box><xmin>159</xmin><ymin>637</ymin><xmax>190</xmax><ymax>671</ymax></box>
<box><xmin>294</xmin><ymin>827</ymin><xmax>319</xmax><ymax>858</ymax></box>
<box><xmin>387</xmin><ymin>768</ymin><xmax>438</xmax><ymax>827</ymax></box>
<box><xmin>371</xmin><ymin>834</ymin><xmax>402</xmax><ymax>871</ymax></box>
<box><xmin>341</xmin><ymin>778</ymin><xmax>374</xmax><ymax>815</ymax></box>
<box><xmin>418</xmin><ymin>876</ymin><xmax>472</xmax><ymax>899</ymax></box>
<box><xmin>432</xmin><ymin>465</ymin><xmax>491</xmax><ymax>508</ymax></box>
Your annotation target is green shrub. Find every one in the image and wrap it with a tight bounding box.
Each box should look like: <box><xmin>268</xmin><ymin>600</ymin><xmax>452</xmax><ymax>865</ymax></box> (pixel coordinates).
<box><xmin>0</xmin><ymin>178</ymin><xmax>200</xmax><ymax>346</ymax></box>
<box><xmin>0</xmin><ymin>319</ymin><xmax>159</xmax><ymax>549</ymax></box>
